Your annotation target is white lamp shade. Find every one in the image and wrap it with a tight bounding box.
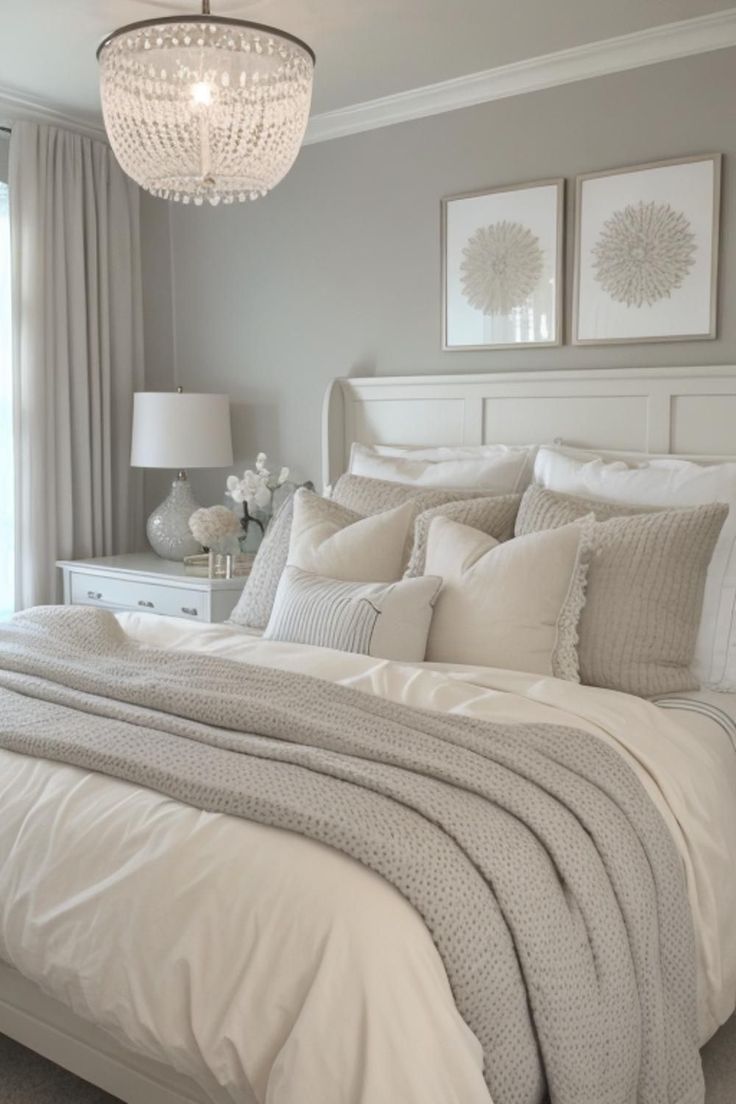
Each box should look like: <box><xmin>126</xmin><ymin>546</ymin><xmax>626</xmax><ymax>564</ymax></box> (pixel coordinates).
<box><xmin>131</xmin><ymin>392</ymin><xmax>234</xmax><ymax>469</ymax></box>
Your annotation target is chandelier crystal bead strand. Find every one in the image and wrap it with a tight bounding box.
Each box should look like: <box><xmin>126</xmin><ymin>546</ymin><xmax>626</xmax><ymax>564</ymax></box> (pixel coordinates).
<box><xmin>97</xmin><ymin>0</ymin><xmax>315</xmax><ymax>205</ymax></box>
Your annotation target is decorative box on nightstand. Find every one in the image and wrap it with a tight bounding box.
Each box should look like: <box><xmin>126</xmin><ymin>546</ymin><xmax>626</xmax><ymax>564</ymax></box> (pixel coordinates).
<box><xmin>57</xmin><ymin>553</ymin><xmax>253</xmax><ymax>624</ymax></box>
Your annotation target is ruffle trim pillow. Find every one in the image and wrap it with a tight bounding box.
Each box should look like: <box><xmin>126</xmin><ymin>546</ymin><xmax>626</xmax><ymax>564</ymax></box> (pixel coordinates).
<box><xmin>516</xmin><ymin>484</ymin><xmax>727</xmax><ymax>696</ymax></box>
<box><xmin>423</xmin><ymin>515</ymin><xmax>594</xmax><ymax>680</ymax></box>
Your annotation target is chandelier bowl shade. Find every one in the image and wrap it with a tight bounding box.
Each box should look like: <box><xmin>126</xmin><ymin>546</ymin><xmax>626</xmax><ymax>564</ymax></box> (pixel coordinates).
<box><xmin>98</xmin><ymin>16</ymin><xmax>315</xmax><ymax>205</ymax></box>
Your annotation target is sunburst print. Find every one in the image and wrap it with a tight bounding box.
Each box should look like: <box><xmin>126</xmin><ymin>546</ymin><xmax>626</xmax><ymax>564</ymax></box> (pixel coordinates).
<box><xmin>592</xmin><ymin>200</ymin><xmax>696</xmax><ymax>309</ymax></box>
<box><xmin>460</xmin><ymin>220</ymin><xmax>544</xmax><ymax>316</ymax></box>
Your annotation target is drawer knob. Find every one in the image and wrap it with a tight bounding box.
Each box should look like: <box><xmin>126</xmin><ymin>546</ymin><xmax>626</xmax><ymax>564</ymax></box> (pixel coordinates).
<box><xmin>138</xmin><ymin>600</ymin><xmax>154</xmax><ymax>609</ymax></box>
<box><xmin>87</xmin><ymin>590</ymin><xmax>103</xmax><ymax>600</ymax></box>
<box><xmin>181</xmin><ymin>606</ymin><xmax>198</xmax><ymax>617</ymax></box>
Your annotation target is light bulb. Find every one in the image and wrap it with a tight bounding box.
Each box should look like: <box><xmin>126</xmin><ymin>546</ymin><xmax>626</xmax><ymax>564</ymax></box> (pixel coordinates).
<box><xmin>191</xmin><ymin>81</ymin><xmax>213</xmax><ymax>106</ymax></box>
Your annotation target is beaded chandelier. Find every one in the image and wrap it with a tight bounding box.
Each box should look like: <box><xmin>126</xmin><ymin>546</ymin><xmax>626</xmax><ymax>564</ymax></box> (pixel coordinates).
<box><xmin>97</xmin><ymin>1</ymin><xmax>315</xmax><ymax>206</ymax></box>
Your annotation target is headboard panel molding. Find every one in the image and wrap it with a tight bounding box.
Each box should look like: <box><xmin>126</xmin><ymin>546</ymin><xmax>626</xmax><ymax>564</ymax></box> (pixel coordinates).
<box><xmin>322</xmin><ymin>366</ymin><xmax>736</xmax><ymax>487</ymax></box>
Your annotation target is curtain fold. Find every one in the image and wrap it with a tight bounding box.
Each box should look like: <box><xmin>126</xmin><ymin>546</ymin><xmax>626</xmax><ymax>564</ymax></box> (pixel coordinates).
<box><xmin>9</xmin><ymin>121</ymin><xmax>144</xmax><ymax>609</ymax></box>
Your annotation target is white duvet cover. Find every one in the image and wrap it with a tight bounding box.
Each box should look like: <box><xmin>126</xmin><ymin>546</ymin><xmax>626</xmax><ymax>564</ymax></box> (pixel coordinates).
<box><xmin>1</xmin><ymin>612</ymin><xmax>735</xmax><ymax>1104</ymax></box>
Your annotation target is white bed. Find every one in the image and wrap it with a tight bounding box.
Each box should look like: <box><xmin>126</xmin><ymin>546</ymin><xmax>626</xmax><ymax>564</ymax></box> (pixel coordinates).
<box><xmin>2</xmin><ymin>365</ymin><xmax>736</xmax><ymax>1104</ymax></box>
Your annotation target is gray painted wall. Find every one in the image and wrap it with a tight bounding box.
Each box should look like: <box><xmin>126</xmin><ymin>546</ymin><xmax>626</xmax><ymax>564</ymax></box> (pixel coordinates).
<box><xmin>159</xmin><ymin>49</ymin><xmax>735</xmax><ymax>505</ymax></box>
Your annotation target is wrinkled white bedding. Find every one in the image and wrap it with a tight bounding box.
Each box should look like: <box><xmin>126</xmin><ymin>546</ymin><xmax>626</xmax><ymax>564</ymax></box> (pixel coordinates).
<box><xmin>1</xmin><ymin>611</ymin><xmax>735</xmax><ymax>1104</ymax></box>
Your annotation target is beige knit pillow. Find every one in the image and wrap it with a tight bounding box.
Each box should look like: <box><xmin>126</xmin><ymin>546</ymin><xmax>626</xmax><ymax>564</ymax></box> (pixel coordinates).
<box><xmin>516</xmin><ymin>484</ymin><xmax>728</xmax><ymax>696</ymax></box>
<box><xmin>406</xmin><ymin>494</ymin><xmax>520</xmax><ymax>576</ymax></box>
<box><xmin>332</xmin><ymin>473</ymin><xmax>521</xmax><ymax>576</ymax></box>
<box><xmin>332</xmin><ymin>472</ymin><xmax>489</xmax><ymax>514</ymax></box>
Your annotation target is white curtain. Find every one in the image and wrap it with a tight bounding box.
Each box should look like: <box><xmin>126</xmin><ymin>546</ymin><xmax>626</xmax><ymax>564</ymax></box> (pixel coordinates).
<box><xmin>9</xmin><ymin>121</ymin><xmax>144</xmax><ymax>609</ymax></box>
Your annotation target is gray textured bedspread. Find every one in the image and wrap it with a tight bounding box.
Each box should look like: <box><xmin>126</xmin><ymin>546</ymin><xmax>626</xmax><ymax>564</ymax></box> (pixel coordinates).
<box><xmin>0</xmin><ymin>607</ymin><xmax>704</xmax><ymax>1104</ymax></box>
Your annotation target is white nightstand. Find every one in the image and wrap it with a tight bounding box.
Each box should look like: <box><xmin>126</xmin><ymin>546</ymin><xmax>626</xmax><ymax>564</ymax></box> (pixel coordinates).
<box><xmin>57</xmin><ymin>553</ymin><xmax>253</xmax><ymax>624</ymax></box>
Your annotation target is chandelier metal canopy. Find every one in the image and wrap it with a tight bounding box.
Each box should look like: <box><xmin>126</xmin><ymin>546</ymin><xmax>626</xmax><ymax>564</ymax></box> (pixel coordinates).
<box><xmin>97</xmin><ymin>1</ymin><xmax>315</xmax><ymax>206</ymax></box>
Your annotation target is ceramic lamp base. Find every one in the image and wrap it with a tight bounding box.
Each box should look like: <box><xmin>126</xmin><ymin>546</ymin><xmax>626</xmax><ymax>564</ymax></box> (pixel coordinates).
<box><xmin>146</xmin><ymin>475</ymin><xmax>202</xmax><ymax>560</ymax></box>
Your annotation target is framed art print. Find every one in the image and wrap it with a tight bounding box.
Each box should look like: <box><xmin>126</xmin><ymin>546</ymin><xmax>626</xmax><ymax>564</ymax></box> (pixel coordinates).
<box><xmin>442</xmin><ymin>178</ymin><xmax>564</xmax><ymax>350</ymax></box>
<box><xmin>573</xmin><ymin>154</ymin><xmax>721</xmax><ymax>345</ymax></box>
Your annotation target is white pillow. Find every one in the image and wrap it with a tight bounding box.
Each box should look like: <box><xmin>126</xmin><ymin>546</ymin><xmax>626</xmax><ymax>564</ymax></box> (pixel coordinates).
<box><xmin>365</xmin><ymin>443</ymin><xmax>533</xmax><ymax>460</ymax></box>
<box><xmin>264</xmin><ymin>567</ymin><xmax>442</xmax><ymax>661</ymax></box>
<box><xmin>423</xmin><ymin>515</ymin><xmax>592</xmax><ymax>678</ymax></box>
<box><xmin>535</xmin><ymin>446</ymin><xmax>736</xmax><ymax>690</ymax></box>
<box><xmin>349</xmin><ymin>442</ymin><xmax>536</xmax><ymax>492</ymax></box>
<box><xmin>287</xmin><ymin>488</ymin><xmax>414</xmax><ymax>581</ymax></box>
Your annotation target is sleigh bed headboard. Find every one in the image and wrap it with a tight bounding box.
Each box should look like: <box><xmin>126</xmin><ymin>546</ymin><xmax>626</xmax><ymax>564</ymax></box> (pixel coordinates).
<box><xmin>322</xmin><ymin>365</ymin><xmax>736</xmax><ymax>488</ymax></box>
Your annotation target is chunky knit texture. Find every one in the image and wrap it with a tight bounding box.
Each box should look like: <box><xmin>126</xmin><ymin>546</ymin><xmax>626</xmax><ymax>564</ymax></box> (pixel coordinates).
<box><xmin>333</xmin><ymin>472</ymin><xmax>494</xmax><ymax>513</ymax></box>
<box><xmin>516</xmin><ymin>485</ymin><xmax>727</xmax><ymax>696</ymax></box>
<box><xmin>0</xmin><ymin>607</ymin><xmax>703</xmax><ymax>1104</ymax></box>
<box><xmin>405</xmin><ymin>493</ymin><xmax>520</xmax><ymax>576</ymax></box>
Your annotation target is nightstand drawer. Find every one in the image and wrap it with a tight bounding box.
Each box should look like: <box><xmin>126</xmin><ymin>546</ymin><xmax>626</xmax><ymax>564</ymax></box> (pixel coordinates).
<box><xmin>69</xmin><ymin>573</ymin><xmax>206</xmax><ymax>619</ymax></box>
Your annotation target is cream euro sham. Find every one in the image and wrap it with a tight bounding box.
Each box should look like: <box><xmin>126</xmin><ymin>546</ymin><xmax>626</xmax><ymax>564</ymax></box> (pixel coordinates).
<box><xmin>424</xmin><ymin>515</ymin><xmax>593</xmax><ymax>678</ymax></box>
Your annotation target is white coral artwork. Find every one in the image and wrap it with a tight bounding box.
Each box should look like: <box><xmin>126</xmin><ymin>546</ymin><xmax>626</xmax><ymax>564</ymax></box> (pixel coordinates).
<box><xmin>592</xmin><ymin>200</ymin><xmax>696</xmax><ymax>309</ymax></box>
<box><xmin>460</xmin><ymin>220</ymin><xmax>544</xmax><ymax>316</ymax></box>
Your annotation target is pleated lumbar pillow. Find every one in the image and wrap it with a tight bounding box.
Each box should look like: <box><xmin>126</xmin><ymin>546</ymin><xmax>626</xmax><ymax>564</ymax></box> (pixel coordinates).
<box><xmin>516</xmin><ymin>484</ymin><xmax>728</xmax><ymax>696</ymax></box>
<box><xmin>424</xmin><ymin>515</ymin><xmax>594</xmax><ymax>679</ymax></box>
<box><xmin>265</xmin><ymin>567</ymin><xmax>442</xmax><ymax>661</ymax></box>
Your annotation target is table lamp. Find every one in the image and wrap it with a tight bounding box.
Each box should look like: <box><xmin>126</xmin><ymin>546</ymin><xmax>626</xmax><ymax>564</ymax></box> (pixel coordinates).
<box><xmin>131</xmin><ymin>389</ymin><xmax>234</xmax><ymax>560</ymax></box>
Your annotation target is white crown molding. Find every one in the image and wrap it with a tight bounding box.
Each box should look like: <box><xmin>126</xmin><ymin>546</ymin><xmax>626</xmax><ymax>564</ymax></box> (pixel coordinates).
<box><xmin>304</xmin><ymin>7</ymin><xmax>736</xmax><ymax>144</ymax></box>
<box><xmin>0</xmin><ymin>8</ymin><xmax>734</xmax><ymax>149</ymax></box>
<box><xmin>0</xmin><ymin>87</ymin><xmax>106</xmax><ymax>143</ymax></box>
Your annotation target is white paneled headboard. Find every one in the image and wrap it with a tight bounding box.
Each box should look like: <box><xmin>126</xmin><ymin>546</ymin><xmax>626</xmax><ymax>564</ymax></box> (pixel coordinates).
<box><xmin>322</xmin><ymin>366</ymin><xmax>736</xmax><ymax>487</ymax></box>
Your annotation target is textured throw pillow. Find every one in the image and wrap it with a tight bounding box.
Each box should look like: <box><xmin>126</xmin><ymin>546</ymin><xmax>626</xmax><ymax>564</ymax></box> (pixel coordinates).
<box><xmin>264</xmin><ymin>567</ymin><xmax>442</xmax><ymax>661</ymax></box>
<box><xmin>406</xmin><ymin>494</ymin><xmax>521</xmax><ymax>577</ymax></box>
<box><xmin>288</xmin><ymin>488</ymin><xmax>415</xmax><ymax>581</ymax></box>
<box><xmin>424</xmin><ymin>515</ymin><xmax>593</xmax><ymax>679</ymax></box>
<box><xmin>516</xmin><ymin>484</ymin><xmax>728</xmax><ymax>696</ymax></box>
<box><xmin>534</xmin><ymin>446</ymin><xmax>736</xmax><ymax>690</ymax></box>
<box><xmin>332</xmin><ymin>472</ymin><xmax>489</xmax><ymax>514</ymax></box>
<box><xmin>228</xmin><ymin>492</ymin><xmax>296</xmax><ymax>631</ymax></box>
<box><xmin>332</xmin><ymin>473</ymin><xmax>521</xmax><ymax>576</ymax></box>
<box><xmin>349</xmin><ymin>442</ymin><xmax>536</xmax><ymax>491</ymax></box>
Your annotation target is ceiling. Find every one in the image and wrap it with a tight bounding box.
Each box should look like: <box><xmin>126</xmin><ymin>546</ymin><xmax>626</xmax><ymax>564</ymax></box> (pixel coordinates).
<box><xmin>0</xmin><ymin>0</ymin><xmax>733</xmax><ymax>123</ymax></box>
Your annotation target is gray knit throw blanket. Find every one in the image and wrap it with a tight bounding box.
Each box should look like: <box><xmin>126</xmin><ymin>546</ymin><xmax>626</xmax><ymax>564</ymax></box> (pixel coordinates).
<box><xmin>0</xmin><ymin>607</ymin><xmax>704</xmax><ymax>1104</ymax></box>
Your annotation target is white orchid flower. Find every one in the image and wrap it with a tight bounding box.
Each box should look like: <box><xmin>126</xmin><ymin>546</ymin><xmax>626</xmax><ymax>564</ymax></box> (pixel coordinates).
<box><xmin>225</xmin><ymin>475</ymin><xmax>247</xmax><ymax>504</ymax></box>
<box><xmin>226</xmin><ymin>452</ymin><xmax>292</xmax><ymax>514</ymax></box>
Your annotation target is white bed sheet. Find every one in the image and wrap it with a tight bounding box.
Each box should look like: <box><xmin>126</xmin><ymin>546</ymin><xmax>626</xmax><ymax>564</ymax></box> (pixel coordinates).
<box><xmin>1</xmin><ymin>612</ymin><xmax>734</xmax><ymax>1104</ymax></box>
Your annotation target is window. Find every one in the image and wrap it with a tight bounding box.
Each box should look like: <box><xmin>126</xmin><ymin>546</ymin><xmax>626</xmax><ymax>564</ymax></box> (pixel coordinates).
<box><xmin>0</xmin><ymin>181</ymin><xmax>12</xmax><ymax>618</ymax></box>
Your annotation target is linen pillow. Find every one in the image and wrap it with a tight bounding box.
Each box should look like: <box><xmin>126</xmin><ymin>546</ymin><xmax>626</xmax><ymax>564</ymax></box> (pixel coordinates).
<box><xmin>516</xmin><ymin>484</ymin><xmax>727</xmax><ymax>696</ymax></box>
<box><xmin>349</xmin><ymin>442</ymin><xmax>535</xmax><ymax>491</ymax></box>
<box><xmin>534</xmin><ymin>446</ymin><xmax>736</xmax><ymax>690</ymax></box>
<box><xmin>288</xmin><ymin>488</ymin><xmax>415</xmax><ymax>581</ymax></box>
<box><xmin>228</xmin><ymin>492</ymin><xmax>295</xmax><ymax>631</ymax></box>
<box><xmin>424</xmin><ymin>516</ymin><xmax>593</xmax><ymax>678</ymax></box>
<box><xmin>264</xmin><ymin>567</ymin><xmax>442</xmax><ymax>661</ymax></box>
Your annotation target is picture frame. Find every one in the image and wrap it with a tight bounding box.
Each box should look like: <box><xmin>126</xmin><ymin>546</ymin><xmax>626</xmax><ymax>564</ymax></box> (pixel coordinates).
<box><xmin>442</xmin><ymin>178</ymin><xmax>564</xmax><ymax>351</ymax></box>
<box><xmin>573</xmin><ymin>153</ymin><xmax>721</xmax><ymax>346</ymax></box>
